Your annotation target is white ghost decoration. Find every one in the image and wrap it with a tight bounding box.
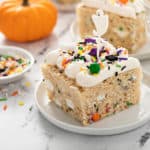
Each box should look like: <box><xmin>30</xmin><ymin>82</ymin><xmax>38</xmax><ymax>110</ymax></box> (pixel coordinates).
<box><xmin>92</xmin><ymin>9</ymin><xmax>109</xmax><ymax>37</ymax></box>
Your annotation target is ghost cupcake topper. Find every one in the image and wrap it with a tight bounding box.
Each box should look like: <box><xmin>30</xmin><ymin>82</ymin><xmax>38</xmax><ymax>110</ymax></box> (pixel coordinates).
<box><xmin>92</xmin><ymin>10</ymin><xmax>109</xmax><ymax>60</ymax></box>
<box><xmin>92</xmin><ymin>9</ymin><xmax>109</xmax><ymax>37</ymax></box>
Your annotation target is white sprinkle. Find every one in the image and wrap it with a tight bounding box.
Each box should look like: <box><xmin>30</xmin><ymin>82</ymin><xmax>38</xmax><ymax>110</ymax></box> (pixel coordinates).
<box><xmin>55</xmin><ymin>99</ymin><xmax>62</xmax><ymax>107</ymax></box>
<box><xmin>97</xmin><ymin>94</ymin><xmax>105</xmax><ymax>101</ymax></box>
<box><xmin>66</xmin><ymin>99</ymin><xmax>74</xmax><ymax>109</ymax></box>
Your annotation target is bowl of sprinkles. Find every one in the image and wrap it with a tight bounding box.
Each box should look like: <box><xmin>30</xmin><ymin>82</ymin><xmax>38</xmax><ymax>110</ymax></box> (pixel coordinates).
<box><xmin>0</xmin><ymin>46</ymin><xmax>34</xmax><ymax>84</ymax></box>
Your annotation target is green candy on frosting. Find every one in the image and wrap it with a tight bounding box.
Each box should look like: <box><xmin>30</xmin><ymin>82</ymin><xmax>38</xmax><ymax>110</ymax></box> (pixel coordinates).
<box><xmin>89</xmin><ymin>63</ymin><xmax>101</xmax><ymax>74</ymax></box>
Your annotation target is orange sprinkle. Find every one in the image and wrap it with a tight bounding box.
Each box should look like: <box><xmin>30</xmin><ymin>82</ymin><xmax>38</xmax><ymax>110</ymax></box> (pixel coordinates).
<box><xmin>3</xmin><ymin>104</ymin><xmax>8</xmax><ymax>111</ymax></box>
<box><xmin>118</xmin><ymin>0</ymin><xmax>128</xmax><ymax>4</ymax></box>
<box><xmin>62</xmin><ymin>58</ymin><xmax>68</xmax><ymax>68</ymax></box>
<box><xmin>100</xmin><ymin>62</ymin><xmax>104</xmax><ymax>69</ymax></box>
<box><xmin>11</xmin><ymin>90</ymin><xmax>19</xmax><ymax>96</ymax></box>
<box><xmin>124</xmin><ymin>50</ymin><xmax>128</xmax><ymax>55</ymax></box>
<box><xmin>92</xmin><ymin>113</ymin><xmax>101</xmax><ymax>122</ymax></box>
<box><xmin>104</xmin><ymin>48</ymin><xmax>110</xmax><ymax>54</ymax></box>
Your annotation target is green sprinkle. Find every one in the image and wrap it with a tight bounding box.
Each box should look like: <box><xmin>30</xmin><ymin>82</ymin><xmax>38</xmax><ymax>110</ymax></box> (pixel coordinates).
<box><xmin>101</xmin><ymin>59</ymin><xmax>106</xmax><ymax>62</ymax></box>
<box><xmin>78</xmin><ymin>46</ymin><xmax>83</xmax><ymax>50</ymax></box>
<box><xmin>1</xmin><ymin>55</ymin><xmax>11</xmax><ymax>59</ymax></box>
<box><xmin>126</xmin><ymin>101</ymin><xmax>133</xmax><ymax>107</ymax></box>
<box><xmin>17</xmin><ymin>59</ymin><xmax>24</xmax><ymax>64</ymax></box>
<box><xmin>73</xmin><ymin>56</ymin><xmax>85</xmax><ymax>61</ymax></box>
<box><xmin>0</xmin><ymin>97</ymin><xmax>7</xmax><ymax>101</ymax></box>
<box><xmin>116</xmin><ymin>64</ymin><xmax>122</xmax><ymax>68</ymax></box>
<box><xmin>28</xmin><ymin>61</ymin><xmax>31</xmax><ymax>65</ymax></box>
<box><xmin>118</xmin><ymin>26</ymin><xmax>124</xmax><ymax>31</ymax></box>
<box><xmin>89</xmin><ymin>63</ymin><xmax>100</xmax><ymax>74</ymax></box>
<box><xmin>29</xmin><ymin>106</ymin><xmax>33</xmax><ymax>111</ymax></box>
<box><xmin>79</xmin><ymin>56</ymin><xmax>85</xmax><ymax>60</ymax></box>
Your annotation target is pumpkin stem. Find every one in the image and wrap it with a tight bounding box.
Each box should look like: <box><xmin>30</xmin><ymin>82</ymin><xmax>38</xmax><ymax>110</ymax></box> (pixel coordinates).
<box><xmin>22</xmin><ymin>0</ymin><xmax>29</xmax><ymax>6</ymax></box>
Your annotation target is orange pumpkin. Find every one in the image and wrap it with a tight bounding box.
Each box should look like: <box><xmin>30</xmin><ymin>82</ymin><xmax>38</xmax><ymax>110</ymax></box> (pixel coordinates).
<box><xmin>0</xmin><ymin>0</ymin><xmax>57</xmax><ymax>42</ymax></box>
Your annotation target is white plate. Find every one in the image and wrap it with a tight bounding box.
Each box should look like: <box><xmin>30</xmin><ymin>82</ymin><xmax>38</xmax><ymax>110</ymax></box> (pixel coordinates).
<box><xmin>0</xmin><ymin>46</ymin><xmax>34</xmax><ymax>84</ymax></box>
<box><xmin>70</xmin><ymin>21</ymin><xmax>150</xmax><ymax>60</ymax></box>
<box><xmin>35</xmin><ymin>81</ymin><xmax>150</xmax><ymax>135</ymax></box>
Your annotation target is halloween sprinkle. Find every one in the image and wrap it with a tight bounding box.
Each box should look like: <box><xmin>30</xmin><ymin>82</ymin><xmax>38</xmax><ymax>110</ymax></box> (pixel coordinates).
<box><xmin>0</xmin><ymin>97</ymin><xmax>7</xmax><ymax>101</ymax></box>
<box><xmin>2</xmin><ymin>104</ymin><xmax>8</xmax><ymax>111</ymax></box>
<box><xmin>56</xmin><ymin>38</ymin><xmax>130</xmax><ymax>77</ymax></box>
<box><xmin>11</xmin><ymin>90</ymin><xmax>19</xmax><ymax>96</ymax></box>
<box><xmin>0</xmin><ymin>54</ymin><xmax>30</xmax><ymax>77</ymax></box>
<box><xmin>0</xmin><ymin>81</ymin><xmax>32</xmax><ymax>111</ymax></box>
<box><xmin>18</xmin><ymin>100</ymin><xmax>25</xmax><ymax>106</ymax></box>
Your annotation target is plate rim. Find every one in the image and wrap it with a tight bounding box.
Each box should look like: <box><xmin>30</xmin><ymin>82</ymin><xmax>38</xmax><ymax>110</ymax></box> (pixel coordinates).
<box><xmin>35</xmin><ymin>81</ymin><xmax>150</xmax><ymax>135</ymax></box>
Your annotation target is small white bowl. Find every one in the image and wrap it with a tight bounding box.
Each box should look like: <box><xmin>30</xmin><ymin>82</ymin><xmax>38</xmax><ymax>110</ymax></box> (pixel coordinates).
<box><xmin>0</xmin><ymin>46</ymin><xmax>34</xmax><ymax>84</ymax></box>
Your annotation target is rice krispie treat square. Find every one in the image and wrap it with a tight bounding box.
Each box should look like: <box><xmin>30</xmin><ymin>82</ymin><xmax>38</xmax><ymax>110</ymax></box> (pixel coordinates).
<box><xmin>42</xmin><ymin>37</ymin><xmax>142</xmax><ymax>125</ymax></box>
<box><xmin>76</xmin><ymin>0</ymin><xmax>146</xmax><ymax>53</ymax></box>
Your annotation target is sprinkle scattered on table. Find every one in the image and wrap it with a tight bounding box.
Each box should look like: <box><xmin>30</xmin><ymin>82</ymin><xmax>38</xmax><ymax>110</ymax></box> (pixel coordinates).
<box><xmin>29</xmin><ymin>106</ymin><xmax>33</xmax><ymax>112</ymax></box>
<box><xmin>18</xmin><ymin>100</ymin><xmax>25</xmax><ymax>106</ymax></box>
<box><xmin>2</xmin><ymin>104</ymin><xmax>8</xmax><ymax>111</ymax></box>
<box><xmin>24</xmin><ymin>81</ymin><xmax>31</xmax><ymax>87</ymax></box>
<box><xmin>11</xmin><ymin>90</ymin><xmax>19</xmax><ymax>96</ymax></box>
<box><xmin>0</xmin><ymin>97</ymin><xmax>7</xmax><ymax>101</ymax></box>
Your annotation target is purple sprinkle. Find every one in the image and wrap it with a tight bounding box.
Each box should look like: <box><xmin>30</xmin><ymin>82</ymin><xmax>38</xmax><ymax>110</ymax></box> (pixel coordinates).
<box><xmin>118</xmin><ymin>57</ymin><xmax>128</xmax><ymax>61</ymax></box>
<box><xmin>85</xmin><ymin>38</ymin><xmax>96</xmax><ymax>44</ymax></box>
<box><xmin>89</xmin><ymin>48</ymin><xmax>97</xmax><ymax>56</ymax></box>
<box><xmin>117</xmin><ymin>49</ymin><xmax>122</xmax><ymax>55</ymax></box>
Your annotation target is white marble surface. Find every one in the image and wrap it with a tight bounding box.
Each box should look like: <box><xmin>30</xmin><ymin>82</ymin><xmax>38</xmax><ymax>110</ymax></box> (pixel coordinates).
<box><xmin>0</xmin><ymin>12</ymin><xmax>150</xmax><ymax>150</ymax></box>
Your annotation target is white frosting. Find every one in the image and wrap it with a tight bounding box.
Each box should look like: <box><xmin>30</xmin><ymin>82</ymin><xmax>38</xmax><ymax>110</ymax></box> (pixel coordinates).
<box><xmin>57</xmin><ymin>56</ymin><xmax>65</xmax><ymax>69</ymax></box>
<box><xmin>92</xmin><ymin>10</ymin><xmax>109</xmax><ymax>36</ymax></box>
<box><xmin>57</xmin><ymin>54</ymin><xmax>71</xmax><ymax>69</ymax></box>
<box><xmin>76</xmin><ymin>57</ymin><xmax>140</xmax><ymax>87</ymax></box>
<box><xmin>45</xmin><ymin>37</ymin><xmax>141</xmax><ymax>88</ymax></box>
<box><xmin>81</xmin><ymin>0</ymin><xmax>145</xmax><ymax>18</ymax></box>
<box><xmin>45</xmin><ymin>50</ymin><xmax>59</xmax><ymax>65</ymax></box>
<box><xmin>65</xmin><ymin>61</ymin><xmax>85</xmax><ymax>78</ymax></box>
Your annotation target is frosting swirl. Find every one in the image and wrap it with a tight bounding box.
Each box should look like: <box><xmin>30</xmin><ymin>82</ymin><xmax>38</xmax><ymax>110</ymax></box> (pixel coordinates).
<box><xmin>45</xmin><ymin>37</ymin><xmax>141</xmax><ymax>87</ymax></box>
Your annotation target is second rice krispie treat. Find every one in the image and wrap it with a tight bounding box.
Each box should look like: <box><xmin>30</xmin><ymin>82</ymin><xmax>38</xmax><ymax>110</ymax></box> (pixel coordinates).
<box><xmin>42</xmin><ymin>37</ymin><xmax>142</xmax><ymax>126</ymax></box>
<box><xmin>76</xmin><ymin>0</ymin><xmax>146</xmax><ymax>53</ymax></box>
